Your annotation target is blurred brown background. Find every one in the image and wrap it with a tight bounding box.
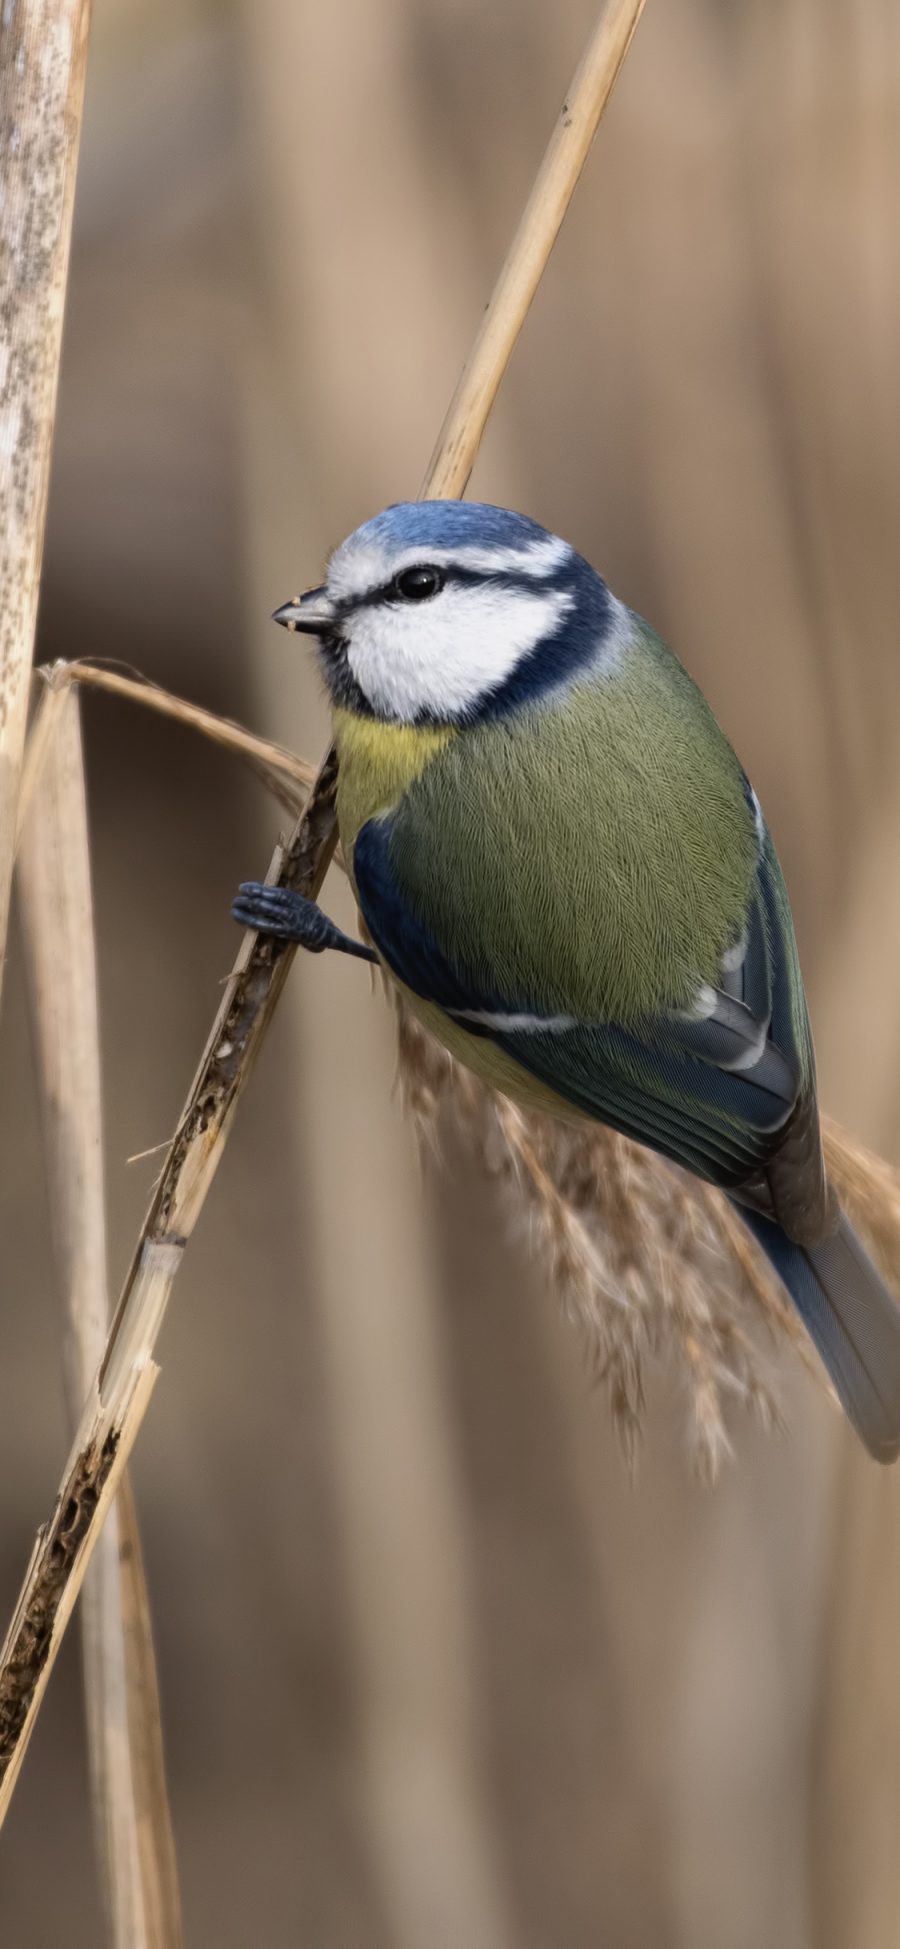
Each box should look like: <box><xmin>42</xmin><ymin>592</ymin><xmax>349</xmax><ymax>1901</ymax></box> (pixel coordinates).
<box><xmin>2</xmin><ymin>0</ymin><xmax>900</xmax><ymax>1942</ymax></box>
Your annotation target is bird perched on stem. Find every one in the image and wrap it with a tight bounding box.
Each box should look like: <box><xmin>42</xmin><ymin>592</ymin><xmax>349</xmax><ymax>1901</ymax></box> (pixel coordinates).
<box><xmin>234</xmin><ymin>500</ymin><xmax>900</xmax><ymax>1461</ymax></box>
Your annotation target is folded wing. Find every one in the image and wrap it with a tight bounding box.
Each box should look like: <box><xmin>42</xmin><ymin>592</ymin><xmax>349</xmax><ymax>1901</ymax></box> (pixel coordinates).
<box><xmin>353</xmin><ymin>809</ymin><xmax>822</xmax><ymax>1212</ymax></box>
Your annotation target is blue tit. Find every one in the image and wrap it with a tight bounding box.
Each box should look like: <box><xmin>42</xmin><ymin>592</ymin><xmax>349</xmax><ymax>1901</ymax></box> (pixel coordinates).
<box><xmin>233</xmin><ymin>500</ymin><xmax>900</xmax><ymax>1461</ymax></box>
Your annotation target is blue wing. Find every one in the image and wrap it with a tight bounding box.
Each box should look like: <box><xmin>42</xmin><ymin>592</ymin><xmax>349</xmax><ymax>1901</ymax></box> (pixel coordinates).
<box><xmin>352</xmin><ymin>811</ymin><xmax>809</xmax><ymax>1197</ymax></box>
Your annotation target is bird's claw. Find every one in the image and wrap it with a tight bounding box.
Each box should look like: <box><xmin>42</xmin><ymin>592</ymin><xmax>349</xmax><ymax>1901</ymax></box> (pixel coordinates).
<box><xmin>231</xmin><ymin>882</ymin><xmax>377</xmax><ymax>963</ymax></box>
<box><xmin>231</xmin><ymin>881</ymin><xmax>327</xmax><ymax>947</ymax></box>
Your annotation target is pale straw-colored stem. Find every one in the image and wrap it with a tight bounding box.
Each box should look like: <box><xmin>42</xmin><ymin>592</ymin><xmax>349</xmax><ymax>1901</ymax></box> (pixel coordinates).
<box><xmin>46</xmin><ymin>659</ymin><xmax>318</xmax><ymax>816</ymax></box>
<box><xmin>0</xmin><ymin>0</ymin><xmax>91</xmax><ymax>997</ymax></box>
<box><xmin>420</xmin><ymin>0</ymin><xmax>646</xmax><ymax>500</ymax></box>
<box><xmin>0</xmin><ymin>0</ymin><xmax>646</xmax><ymax>1817</ymax></box>
<box><xmin>16</xmin><ymin>678</ymin><xmax>69</xmax><ymax>845</ymax></box>
<box><xmin>16</xmin><ymin>691</ymin><xmax>182</xmax><ymax>1945</ymax></box>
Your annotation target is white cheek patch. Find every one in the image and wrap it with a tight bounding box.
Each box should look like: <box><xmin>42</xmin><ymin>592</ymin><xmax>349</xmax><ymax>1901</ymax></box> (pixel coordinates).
<box><xmin>345</xmin><ymin>583</ymin><xmax>572</xmax><ymax>721</ymax></box>
<box><xmin>328</xmin><ymin>533</ymin><xmax>570</xmax><ymax>603</ymax></box>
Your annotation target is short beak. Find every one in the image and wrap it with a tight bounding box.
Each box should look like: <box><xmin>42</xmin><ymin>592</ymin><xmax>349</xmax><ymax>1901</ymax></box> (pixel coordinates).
<box><xmin>272</xmin><ymin>586</ymin><xmax>336</xmax><ymax>635</ymax></box>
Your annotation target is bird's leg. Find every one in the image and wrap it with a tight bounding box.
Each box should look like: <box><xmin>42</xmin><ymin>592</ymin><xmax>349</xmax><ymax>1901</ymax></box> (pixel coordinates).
<box><xmin>231</xmin><ymin>882</ymin><xmax>378</xmax><ymax>963</ymax></box>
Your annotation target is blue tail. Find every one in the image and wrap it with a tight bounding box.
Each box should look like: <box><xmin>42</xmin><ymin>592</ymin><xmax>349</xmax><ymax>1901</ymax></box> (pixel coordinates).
<box><xmin>739</xmin><ymin>1206</ymin><xmax>900</xmax><ymax>1462</ymax></box>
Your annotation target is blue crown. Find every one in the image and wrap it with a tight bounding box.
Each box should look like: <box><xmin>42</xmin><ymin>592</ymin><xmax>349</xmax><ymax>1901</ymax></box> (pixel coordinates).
<box><xmin>352</xmin><ymin>499</ymin><xmax>555</xmax><ymax>557</ymax></box>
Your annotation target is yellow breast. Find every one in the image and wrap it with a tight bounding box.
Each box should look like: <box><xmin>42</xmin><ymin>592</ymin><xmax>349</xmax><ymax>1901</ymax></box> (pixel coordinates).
<box><xmin>332</xmin><ymin>706</ymin><xmax>454</xmax><ymax>854</ymax></box>
<box><xmin>332</xmin><ymin>708</ymin><xmax>584</xmax><ymax>1121</ymax></box>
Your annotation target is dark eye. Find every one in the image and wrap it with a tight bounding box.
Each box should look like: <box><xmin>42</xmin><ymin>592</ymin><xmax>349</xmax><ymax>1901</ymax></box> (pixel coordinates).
<box><xmin>392</xmin><ymin>565</ymin><xmax>444</xmax><ymax>602</ymax></box>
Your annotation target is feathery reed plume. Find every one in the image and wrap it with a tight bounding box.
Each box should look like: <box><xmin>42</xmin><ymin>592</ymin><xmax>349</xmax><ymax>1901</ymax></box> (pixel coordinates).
<box><xmin>0</xmin><ymin>0</ymin><xmax>648</xmax><ymax>1825</ymax></box>
<box><xmin>395</xmin><ymin>1005</ymin><xmax>794</xmax><ymax>1478</ymax></box>
<box><xmin>821</xmin><ymin>1118</ymin><xmax>900</xmax><ymax>1286</ymax></box>
<box><xmin>395</xmin><ymin>1006</ymin><xmax>900</xmax><ymax>1479</ymax></box>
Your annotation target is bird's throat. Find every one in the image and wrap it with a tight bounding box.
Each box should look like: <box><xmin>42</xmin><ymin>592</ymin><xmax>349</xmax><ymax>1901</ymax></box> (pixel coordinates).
<box><xmin>332</xmin><ymin>706</ymin><xmax>455</xmax><ymax>853</ymax></box>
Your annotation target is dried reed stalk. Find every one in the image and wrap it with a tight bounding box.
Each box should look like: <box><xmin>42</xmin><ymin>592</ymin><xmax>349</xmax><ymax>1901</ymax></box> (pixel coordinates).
<box><xmin>1</xmin><ymin>0</ymin><xmax>180</xmax><ymax>1900</ymax></box>
<box><xmin>16</xmin><ymin>678</ymin><xmax>70</xmax><ymax>845</ymax></box>
<box><xmin>48</xmin><ymin>659</ymin><xmax>318</xmax><ymax>818</ymax></box>
<box><xmin>0</xmin><ymin>1363</ymin><xmax>158</xmax><ymax>1818</ymax></box>
<box><xmin>420</xmin><ymin>0</ymin><xmax>646</xmax><ymax>498</ymax></box>
<box><xmin>0</xmin><ymin>0</ymin><xmax>648</xmax><ymax>1821</ymax></box>
<box><xmin>16</xmin><ymin>690</ymin><xmax>182</xmax><ymax>1946</ymax></box>
<box><xmin>0</xmin><ymin>0</ymin><xmax>91</xmax><ymax>1000</ymax></box>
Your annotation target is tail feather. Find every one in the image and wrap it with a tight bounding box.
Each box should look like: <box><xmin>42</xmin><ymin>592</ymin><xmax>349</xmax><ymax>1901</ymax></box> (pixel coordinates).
<box><xmin>739</xmin><ymin>1206</ymin><xmax>900</xmax><ymax>1462</ymax></box>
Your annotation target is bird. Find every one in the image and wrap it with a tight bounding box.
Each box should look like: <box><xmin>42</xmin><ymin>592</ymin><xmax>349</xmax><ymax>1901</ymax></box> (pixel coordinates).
<box><xmin>233</xmin><ymin>499</ymin><xmax>900</xmax><ymax>1461</ymax></box>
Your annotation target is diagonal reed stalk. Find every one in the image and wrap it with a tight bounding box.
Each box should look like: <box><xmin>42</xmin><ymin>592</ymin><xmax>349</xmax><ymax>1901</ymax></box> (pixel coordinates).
<box><xmin>0</xmin><ymin>0</ymin><xmax>648</xmax><ymax>1824</ymax></box>
<box><xmin>17</xmin><ymin>689</ymin><xmax>182</xmax><ymax>1946</ymax></box>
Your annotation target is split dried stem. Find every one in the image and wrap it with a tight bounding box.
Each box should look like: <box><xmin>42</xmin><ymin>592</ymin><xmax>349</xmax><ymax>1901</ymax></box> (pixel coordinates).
<box><xmin>0</xmin><ymin>1364</ymin><xmax>159</xmax><ymax>1824</ymax></box>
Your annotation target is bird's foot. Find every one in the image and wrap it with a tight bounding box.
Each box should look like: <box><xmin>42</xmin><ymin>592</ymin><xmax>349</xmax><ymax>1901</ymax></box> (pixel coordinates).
<box><xmin>232</xmin><ymin>882</ymin><xmax>377</xmax><ymax>962</ymax></box>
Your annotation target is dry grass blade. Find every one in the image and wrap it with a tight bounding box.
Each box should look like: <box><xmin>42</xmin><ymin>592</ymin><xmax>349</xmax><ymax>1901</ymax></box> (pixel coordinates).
<box><xmin>114</xmin><ymin>1475</ymin><xmax>184</xmax><ymax>1949</ymax></box>
<box><xmin>47</xmin><ymin>659</ymin><xmax>318</xmax><ymax>819</ymax></box>
<box><xmin>16</xmin><ymin>689</ymin><xmax>182</xmax><ymax>1946</ymax></box>
<box><xmin>0</xmin><ymin>0</ymin><xmax>92</xmax><ymax>1000</ymax></box>
<box><xmin>0</xmin><ymin>0</ymin><xmax>647</xmax><ymax>1820</ymax></box>
<box><xmin>16</xmin><ymin>678</ymin><xmax>70</xmax><ymax>846</ymax></box>
<box><xmin>18</xmin><ymin>691</ymin><xmax>113</xmax><ymax>1409</ymax></box>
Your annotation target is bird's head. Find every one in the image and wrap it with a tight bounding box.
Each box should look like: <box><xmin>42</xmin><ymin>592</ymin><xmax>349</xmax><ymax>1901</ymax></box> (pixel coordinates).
<box><xmin>274</xmin><ymin>501</ymin><xmax>619</xmax><ymax>726</ymax></box>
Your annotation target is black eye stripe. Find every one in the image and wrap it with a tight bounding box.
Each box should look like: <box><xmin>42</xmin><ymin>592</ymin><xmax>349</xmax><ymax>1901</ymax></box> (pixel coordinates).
<box><xmin>337</xmin><ymin>561</ymin><xmax>567</xmax><ymax>615</ymax></box>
